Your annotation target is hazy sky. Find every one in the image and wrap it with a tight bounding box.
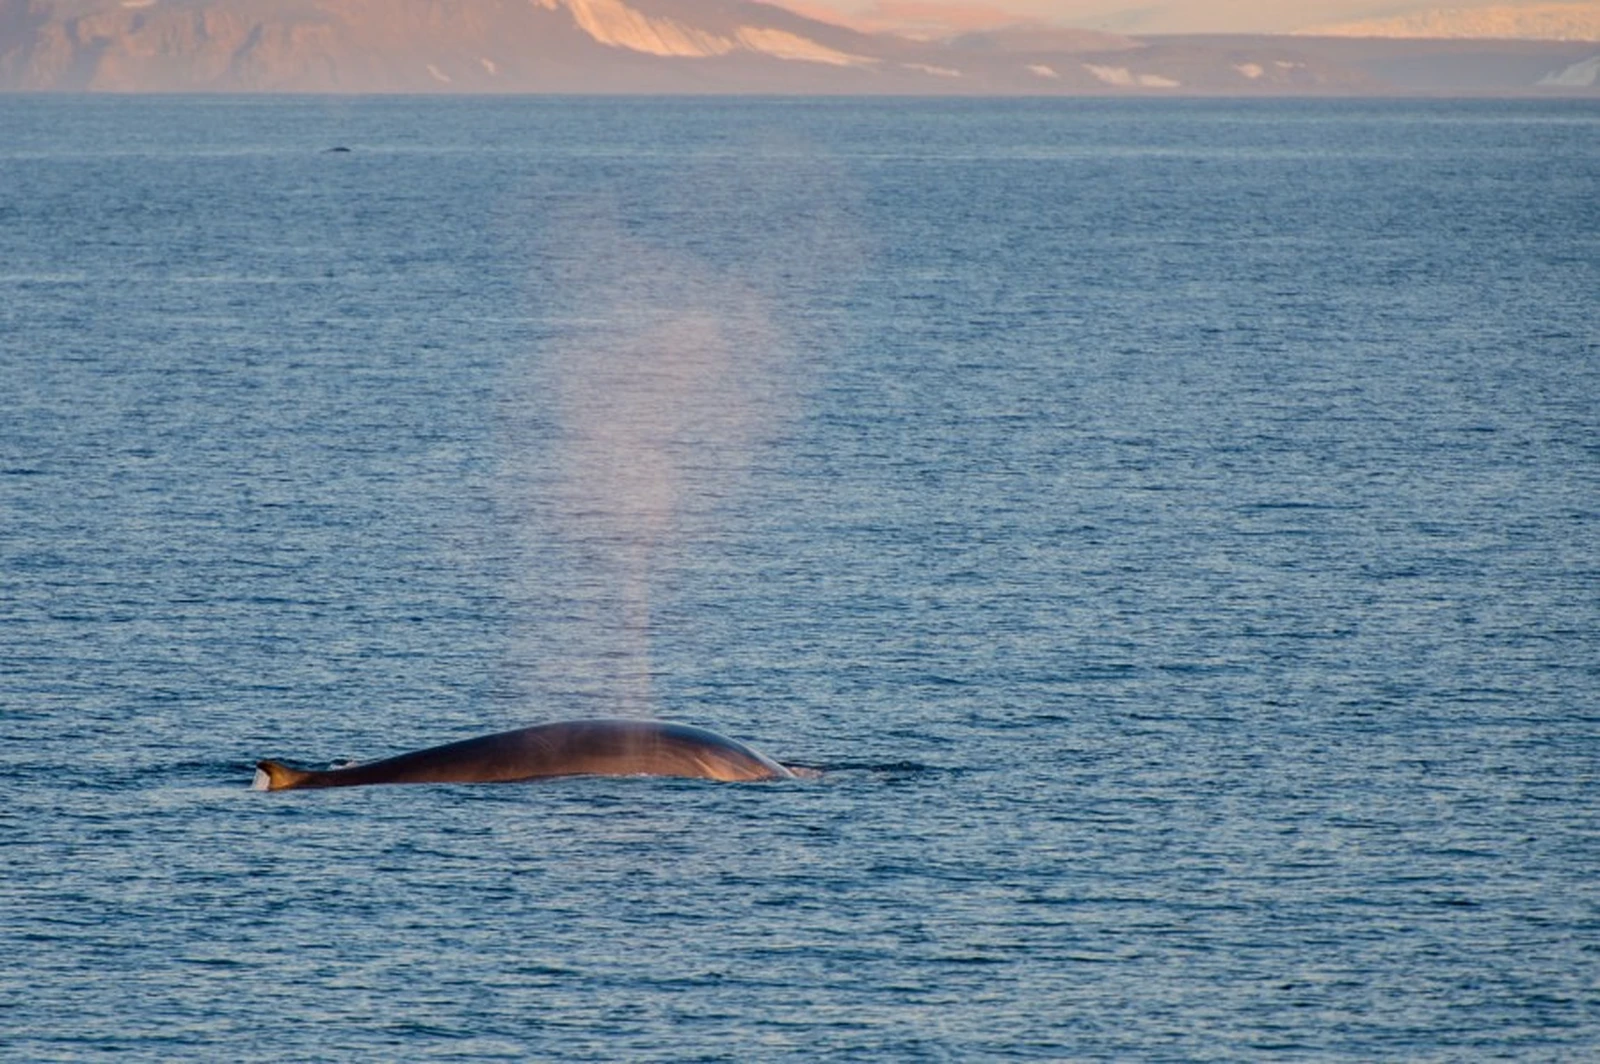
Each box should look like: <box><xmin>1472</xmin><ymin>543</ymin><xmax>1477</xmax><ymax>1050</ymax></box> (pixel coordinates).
<box><xmin>784</xmin><ymin>1</ymin><xmax>1558</xmax><ymax>35</ymax></box>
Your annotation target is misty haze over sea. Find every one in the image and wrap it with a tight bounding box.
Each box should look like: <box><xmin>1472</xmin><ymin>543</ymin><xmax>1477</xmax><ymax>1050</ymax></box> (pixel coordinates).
<box><xmin>1</xmin><ymin>95</ymin><xmax>1597</xmax><ymax>1058</ymax></box>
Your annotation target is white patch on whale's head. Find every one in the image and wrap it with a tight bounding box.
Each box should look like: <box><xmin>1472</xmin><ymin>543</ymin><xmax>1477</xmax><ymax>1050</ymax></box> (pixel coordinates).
<box><xmin>250</xmin><ymin>767</ymin><xmax>271</xmax><ymax>791</ymax></box>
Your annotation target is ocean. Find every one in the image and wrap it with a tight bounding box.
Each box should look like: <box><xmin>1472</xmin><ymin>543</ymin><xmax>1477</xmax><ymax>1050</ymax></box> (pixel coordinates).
<box><xmin>1</xmin><ymin>95</ymin><xmax>1596</xmax><ymax>1059</ymax></box>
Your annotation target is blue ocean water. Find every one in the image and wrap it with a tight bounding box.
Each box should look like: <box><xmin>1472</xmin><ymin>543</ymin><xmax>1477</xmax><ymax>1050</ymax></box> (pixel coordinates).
<box><xmin>1</xmin><ymin>95</ymin><xmax>1597</xmax><ymax>1059</ymax></box>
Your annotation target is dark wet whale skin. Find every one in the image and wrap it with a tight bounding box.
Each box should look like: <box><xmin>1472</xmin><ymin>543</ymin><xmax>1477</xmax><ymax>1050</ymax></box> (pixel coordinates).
<box><xmin>254</xmin><ymin>719</ymin><xmax>796</xmax><ymax>790</ymax></box>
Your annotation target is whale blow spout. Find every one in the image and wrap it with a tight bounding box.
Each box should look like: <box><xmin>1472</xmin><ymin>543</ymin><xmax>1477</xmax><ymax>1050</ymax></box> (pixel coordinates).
<box><xmin>253</xmin><ymin>718</ymin><xmax>803</xmax><ymax>791</ymax></box>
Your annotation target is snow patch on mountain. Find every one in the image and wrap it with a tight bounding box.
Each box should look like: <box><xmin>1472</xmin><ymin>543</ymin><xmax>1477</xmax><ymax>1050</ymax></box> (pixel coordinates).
<box><xmin>557</xmin><ymin>0</ymin><xmax>874</xmax><ymax>65</ymax></box>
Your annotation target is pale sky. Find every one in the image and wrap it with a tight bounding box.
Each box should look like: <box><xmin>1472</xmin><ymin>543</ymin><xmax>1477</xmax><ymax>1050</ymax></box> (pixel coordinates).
<box><xmin>781</xmin><ymin>1</ymin><xmax>1584</xmax><ymax>36</ymax></box>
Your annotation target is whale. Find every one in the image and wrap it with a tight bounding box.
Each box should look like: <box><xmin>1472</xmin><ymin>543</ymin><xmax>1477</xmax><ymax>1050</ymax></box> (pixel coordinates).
<box><xmin>252</xmin><ymin>718</ymin><xmax>802</xmax><ymax>791</ymax></box>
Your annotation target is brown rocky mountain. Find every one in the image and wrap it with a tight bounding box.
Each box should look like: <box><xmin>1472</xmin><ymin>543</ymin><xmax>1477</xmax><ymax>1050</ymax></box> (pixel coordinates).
<box><xmin>1</xmin><ymin>0</ymin><xmax>1595</xmax><ymax>93</ymax></box>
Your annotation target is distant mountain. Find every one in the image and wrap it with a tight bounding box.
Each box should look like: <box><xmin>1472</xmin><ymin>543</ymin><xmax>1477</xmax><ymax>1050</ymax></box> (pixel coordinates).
<box><xmin>1300</xmin><ymin>3</ymin><xmax>1600</xmax><ymax>42</ymax></box>
<box><xmin>1</xmin><ymin>0</ymin><xmax>1596</xmax><ymax>93</ymax></box>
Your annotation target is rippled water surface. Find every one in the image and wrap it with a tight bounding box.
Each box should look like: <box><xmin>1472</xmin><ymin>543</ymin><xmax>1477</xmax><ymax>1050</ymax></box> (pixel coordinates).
<box><xmin>2</xmin><ymin>96</ymin><xmax>1597</xmax><ymax>1059</ymax></box>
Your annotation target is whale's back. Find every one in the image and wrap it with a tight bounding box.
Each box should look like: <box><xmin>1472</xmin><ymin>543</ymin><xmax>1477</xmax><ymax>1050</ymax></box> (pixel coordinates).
<box><xmin>254</xmin><ymin>719</ymin><xmax>795</xmax><ymax>790</ymax></box>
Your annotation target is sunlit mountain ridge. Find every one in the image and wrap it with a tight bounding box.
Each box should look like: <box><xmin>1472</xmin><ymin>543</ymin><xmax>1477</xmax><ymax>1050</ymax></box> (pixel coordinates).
<box><xmin>1</xmin><ymin>0</ymin><xmax>1595</xmax><ymax>92</ymax></box>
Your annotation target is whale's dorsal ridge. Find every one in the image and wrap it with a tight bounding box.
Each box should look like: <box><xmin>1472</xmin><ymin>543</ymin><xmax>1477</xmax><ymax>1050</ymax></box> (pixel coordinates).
<box><xmin>253</xmin><ymin>719</ymin><xmax>801</xmax><ymax>790</ymax></box>
<box><xmin>254</xmin><ymin>760</ymin><xmax>315</xmax><ymax>791</ymax></box>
